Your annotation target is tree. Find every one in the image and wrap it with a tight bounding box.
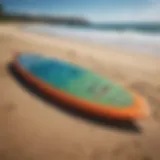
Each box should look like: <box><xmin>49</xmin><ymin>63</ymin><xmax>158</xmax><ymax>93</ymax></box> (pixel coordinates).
<box><xmin>0</xmin><ymin>3</ymin><xmax>4</xmax><ymax>16</ymax></box>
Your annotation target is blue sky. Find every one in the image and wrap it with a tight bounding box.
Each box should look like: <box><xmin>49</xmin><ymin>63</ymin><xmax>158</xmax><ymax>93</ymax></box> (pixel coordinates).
<box><xmin>2</xmin><ymin>0</ymin><xmax>160</xmax><ymax>22</ymax></box>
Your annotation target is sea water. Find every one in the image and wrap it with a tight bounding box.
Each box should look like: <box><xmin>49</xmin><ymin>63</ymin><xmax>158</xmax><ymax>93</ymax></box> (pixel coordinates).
<box><xmin>23</xmin><ymin>22</ymin><xmax>160</xmax><ymax>55</ymax></box>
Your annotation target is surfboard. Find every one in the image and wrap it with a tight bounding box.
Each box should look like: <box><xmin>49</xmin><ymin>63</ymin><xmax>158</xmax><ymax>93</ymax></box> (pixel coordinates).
<box><xmin>12</xmin><ymin>53</ymin><xmax>150</xmax><ymax>120</ymax></box>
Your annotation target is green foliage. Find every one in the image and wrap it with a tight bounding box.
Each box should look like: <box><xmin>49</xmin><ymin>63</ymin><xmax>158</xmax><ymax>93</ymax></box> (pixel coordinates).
<box><xmin>0</xmin><ymin>3</ymin><xmax>3</xmax><ymax>15</ymax></box>
<box><xmin>0</xmin><ymin>3</ymin><xmax>89</xmax><ymax>24</ymax></box>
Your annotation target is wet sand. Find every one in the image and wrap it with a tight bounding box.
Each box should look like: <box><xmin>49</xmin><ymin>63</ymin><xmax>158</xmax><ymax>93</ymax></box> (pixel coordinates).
<box><xmin>0</xmin><ymin>23</ymin><xmax>160</xmax><ymax>160</ymax></box>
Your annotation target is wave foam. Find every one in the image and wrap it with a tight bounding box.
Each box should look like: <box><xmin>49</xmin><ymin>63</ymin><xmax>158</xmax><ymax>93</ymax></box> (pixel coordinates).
<box><xmin>24</xmin><ymin>24</ymin><xmax>160</xmax><ymax>55</ymax></box>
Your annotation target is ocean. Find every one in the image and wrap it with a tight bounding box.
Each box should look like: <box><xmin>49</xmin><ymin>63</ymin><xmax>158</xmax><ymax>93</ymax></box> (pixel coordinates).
<box><xmin>23</xmin><ymin>23</ymin><xmax>160</xmax><ymax>55</ymax></box>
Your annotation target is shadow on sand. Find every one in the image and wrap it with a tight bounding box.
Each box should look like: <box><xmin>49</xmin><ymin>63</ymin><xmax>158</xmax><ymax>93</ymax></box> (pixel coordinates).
<box><xmin>7</xmin><ymin>63</ymin><xmax>141</xmax><ymax>133</ymax></box>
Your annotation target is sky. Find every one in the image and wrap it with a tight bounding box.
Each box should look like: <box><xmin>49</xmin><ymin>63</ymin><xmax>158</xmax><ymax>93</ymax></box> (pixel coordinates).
<box><xmin>2</xmin><ymin>0</ymin><xmax>160</xmax><ymax>23</ymax></box>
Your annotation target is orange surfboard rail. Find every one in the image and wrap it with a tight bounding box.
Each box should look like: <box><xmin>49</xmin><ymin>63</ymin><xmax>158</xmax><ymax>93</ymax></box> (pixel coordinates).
<box><xmin>11</xmin><ymin>53</ymin><xmax>150</xmax><ymax>120</ymax></box>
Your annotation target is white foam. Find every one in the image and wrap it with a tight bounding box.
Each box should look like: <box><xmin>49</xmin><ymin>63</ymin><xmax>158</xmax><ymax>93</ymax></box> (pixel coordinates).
<box><xmin>23</xmin><ymin>24</ymin><xmax>160</xmax><ymax>55</ymax></box>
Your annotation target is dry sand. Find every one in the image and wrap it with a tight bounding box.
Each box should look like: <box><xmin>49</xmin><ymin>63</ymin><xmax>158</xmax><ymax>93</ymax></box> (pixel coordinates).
<box><xmin>0</xmin><ymin>23</ymin><xmax>160</xmax><ymax>160</ymax></box>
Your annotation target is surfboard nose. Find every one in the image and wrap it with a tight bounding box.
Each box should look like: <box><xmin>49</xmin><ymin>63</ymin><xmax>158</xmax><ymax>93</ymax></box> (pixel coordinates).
<box><xmin>131</xmin><ymin>94</ymin><xmax>151</xmax><ymax>120</ymax></box>
<box><xmin>138</xmin><ymin>98</ymin><xmax>151</xmax><ymax>119</ymax></box>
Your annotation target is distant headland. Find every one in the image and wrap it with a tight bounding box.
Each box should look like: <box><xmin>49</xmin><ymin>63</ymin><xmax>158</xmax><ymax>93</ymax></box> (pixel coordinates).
<box><xmin>0</xmin><ymin>3</ymin><xmax>90</xmax><ymax>25</ymax></box>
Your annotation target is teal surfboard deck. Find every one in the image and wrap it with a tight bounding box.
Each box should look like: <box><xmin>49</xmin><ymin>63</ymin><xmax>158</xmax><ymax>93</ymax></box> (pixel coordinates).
<box><xmin>17</xmin><ymin>54</ymin><xmax>134</xmax><ymax>108</ymax></box>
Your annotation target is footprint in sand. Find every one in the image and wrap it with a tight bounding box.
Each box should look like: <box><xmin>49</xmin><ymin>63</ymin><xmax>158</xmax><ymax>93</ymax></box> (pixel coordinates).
<box><xmin>1</xmin><ymin>103</ymin><xmax>17</xmax><ymax>113</ymax></box>
<box><xmin>111</xmin><ymin>140</ymin><xmax>153</xmax><ymax>160</ymax></box>
<box><xmin>0</xmin><ymin>64</ymin><xmax>8</xmax><ymax>78</ymax></box>
<box><xmin>129</xmin><ymin>81</ymin><xmax>151</xmax><ymax>95</ymax></box>
<box><xmin>90</xmin><ymin>147</ymin><xmax>109</xmax><ymax>160</ymax></box>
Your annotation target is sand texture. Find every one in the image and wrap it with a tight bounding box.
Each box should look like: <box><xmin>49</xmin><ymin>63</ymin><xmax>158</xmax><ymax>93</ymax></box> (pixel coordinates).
<box><xmin>0</xmin><ymin>24</ymin><xmax>160</xmax><ymax>160</ymax></box>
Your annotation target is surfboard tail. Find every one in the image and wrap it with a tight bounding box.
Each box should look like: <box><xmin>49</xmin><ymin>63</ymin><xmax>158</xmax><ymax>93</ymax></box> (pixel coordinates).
<box><xmin>14</xmin><ymin>52</ymin><xmax>21</xmax><ymax>60</ymax></box>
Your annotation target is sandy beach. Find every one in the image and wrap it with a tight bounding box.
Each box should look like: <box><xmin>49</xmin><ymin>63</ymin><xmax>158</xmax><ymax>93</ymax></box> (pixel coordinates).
<box><xmin>0</xmin><ymin>23</ymin><xmax>160</xmax><ymax>160</ymax></box>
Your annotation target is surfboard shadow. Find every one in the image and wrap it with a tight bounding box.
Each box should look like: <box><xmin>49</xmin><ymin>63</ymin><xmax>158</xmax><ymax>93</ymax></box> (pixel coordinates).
<box><xmin>7</xmin><ymin>63</ymin><xmax>141</xmax><ymax>133</ymax></box>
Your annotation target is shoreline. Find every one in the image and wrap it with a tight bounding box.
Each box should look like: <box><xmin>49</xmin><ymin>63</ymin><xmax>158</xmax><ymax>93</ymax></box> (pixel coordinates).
<box><xmin>22</xmin><ymin>23</ymin><xmax>160</xmax><ymax>56</ymax></box>
<box><xmin>0</xmin><ymin>23</ymin><xmax>160</xmax><ymax>160</ymax></box>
